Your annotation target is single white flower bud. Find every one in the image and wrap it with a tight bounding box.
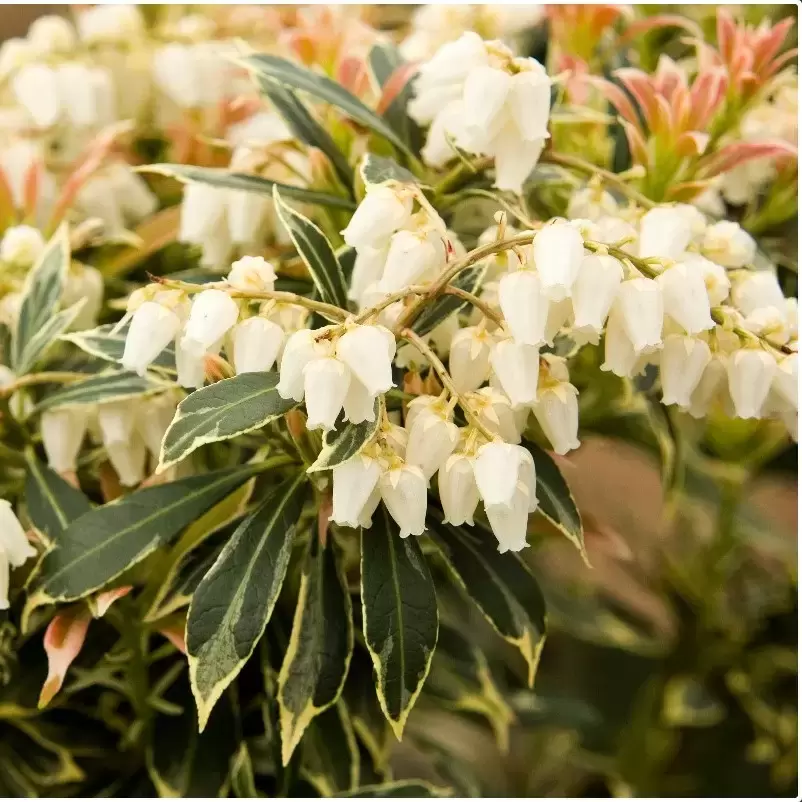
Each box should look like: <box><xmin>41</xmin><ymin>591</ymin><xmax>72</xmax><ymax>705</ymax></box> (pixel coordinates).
<box><xmin>277</xmin><ymin>329</ymin><xmax>320</xmax><ymax>402</ymax></box>
<box><xmin>638</xmin><ymin>206</ymin><xmax>692</xmax><ymax>260</ymax></box>
<box><xmin>57</xmin><ymin>63</ymin><xmax>114</xmax><ymax>127</ymax></box>
<box><xmin>135</xmin><ymin>393</ymin><xmax>178</xmax><ymax>458</ymax></box>
<box><xmin>567</xmin><ymin>186</ymin><xmax>619</xmax><ymax>221</ymax></box>
<box><xmin>0</xmin><ymin>38</ymin><xmax>32</xmax><ymax>80</ymax></box>
<box><xmin>732</xmin><ymin>272</ymin><xmax>785</xmax><ymax>317</ymax></box>
<box><xmin>230</xmin><ymin>317</ymin><xmax>284</xmax><ymax>374</ymax></box>
<box><xmin>461</xmin><ymin>66</ymin><xmax>512</xmax><ymax>135</ymax></box>
<box><xmin>97</xmin><ymin>400</ymin><xmax>136</xmax><ymax>447</ymax></box>
<box><xmin>12</xmin><ymin>63</ymin><xmax>61</xmax><ymax>128</ymax></box>
<box><xmin>571</xmin><ymin>254</ymin><xmax>623</xmax><ymax>335</ymax></box>
<box><xmin>106</xmin><ymin>435</ymin><xmax>147</xmax><ymax>487</ymax></box>
<box><xmin>439</xmin><ymin>453</ymin><xmax>480</xmax><ymax>526</ymax></box>
<box><xmin>615</xmin><ymin>278</ymin><xmax>664</xmax><ymax>353</ymax></box>
<box><xmin>343</xmin><ymin>377</ymin><xmax>377</xmax><ymax>424</ymax></box>
<box><xmin>380</xmin><ymin>464</ymin><xmax>428</xmax><ymax>537</ymax></box>
<box><xmin>656</xmin><ymin>262</ymin><xmax>714</xmax><ymax>335</ymax></box>
<box><xmin>41</xmin><ymin>408</ymin><xmax>89</xmax><ymax>474</ymax></box>
<box><xmin>744</xmin><ymin>306</ymin><xmax>791</xmax><ymax>346</ymax></box>
<box><xmin>379</xmin><ymin>228</ymin><xmax>444</xmax><ymax>293</ymax></box>
<box><xmin>703</xmin><ymin>220</ymin><xmax>756</xmax><ymax>268</ymax></box>
<box><xmin>349</xmin><ymin>246</ymin><xmax>388</xmax><ymax>304</ymax></box>
<box><xmin>226</xmin><ymin>191</ymin><xmax>269</xmax><ymax>246</ymax></box>
<box><xmin>508</xmin><ymin>62</ymin><xmax>552</xmax><ymax>141</ymax></box>
<box><xmin>773</xmin><ymin>353</ymin><xmax>798</xmax><ymax>409</ymax></box>
<box><xmin>77</xmin><ymin>4</ymin><xmax>145</xmax><ymax>45</ymax></box>
<box><xmin>600</xmin><ymin>306</ymin><xmax>639</xmax><ymax>377</ymax></box>
<box><xmin>107</xmin><ymin>163</ymin><xmax>157</xmax><ymax>224</ymax></box>
<box><xmin>341</xmin><ymin>186</ymin><xmax>413</xmax><ymax>249</ymax></box>
<box><xmin>485</xmin><ymin>482</ymin><xmax>532</xmax><ymax>553</ymax></box>
<box><xmin>727</xmin><ymin>349</ymin><xmax>776</xmax><ymax>419</ymax></box>
<box><xmin>336</xmin><ymin>324</ymin><xmax>396</xmax><ymax>397</ymax></box>
<box><xmin>331</xmin><ymin>455</ymin><xmax>382</xmax><ymax>528</ymax></box>
<box><xmin>533</xmin><ymin>382</ymin><xmax>580</xmax><ymax>455</ymax></box>
<box><xmin>449</xmin><ymin>326</ymin><xmax>492</xmax><ymax>393</ymax></box>
<box><xmin>659</xmin><ymin>335</ymin><xmax>712</xmax><ymax>407</ymax></box>
<box><xmin>0</xmin><ymin>225</ymin><xmax>45</xmax><ymax>267</ymax></box>
<box><xmin>490</xmin><ymin>339</ymin><xmax>540</xmax><ymax>407</ymax></box>
<box><xmin>468</xmin><ymin>387</ymin><xmax>521</xmax><ymax>443</ymax></box>
<box><xmin>176</xmin><ymin>339</ymin><xmax>207</xmax><ymax>389</ymax></box>
<box><xmin>681</xmin><ymin>254</ymin><xmax>730</xmax><ymax>306</ymax></box>
<box><xmin>303</xmin><ymin>357</ymin><xmax>350</xmax><ymax>431</ymax></box>
<box><xmin>688</xmin><ymin>350</ymin><xmax>731</xmax><ymax>420</ymax></box>
<box><xmin>0</xmin><ymin>501</ymin><xmax>36</xmax><ymax>568</ymax></box>
<box><xmin>181</xmin><ymin>289</ymin><xmax>239</xmax><ymax>355</ymax></box>
<box><xmin>498</xmin><ymin>269</ymin><xmax>550</xmax><ymax>346</ymax></box>
<box><xmin>406</xmin><ymin>408</ymin><xmax>459</xmax><ymax>479</ymax></box>
<box><xmin>228</xmin><ymin>256</ymin><xmax>277</xmax><ymax>293</ymax></box>
<box><xmin>531</xmin><ymin>222</ymin><xmax>585</xmax><ymax>301</ymax></box>
<box><xmin>473</xmin><ymin>441</ymin><xmax>531</xmax><ymax>507</ymax></box>
<box><xmin>28</xmin><ymin>16</ymin><xmax>76</xmax><ymax>55</ymax></box>
<box><xmin>179</xmin><ymin>183</ymin><xmax>228</xmax><ymax>244</ymax></box>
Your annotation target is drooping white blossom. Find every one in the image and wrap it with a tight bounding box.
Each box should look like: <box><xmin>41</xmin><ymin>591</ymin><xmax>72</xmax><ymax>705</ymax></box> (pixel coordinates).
<box><xmin>571</xmin><ymin>253</ymin><xmax>623</xmax><ymax>337</ymax></box>
<box><xmin>336</xmin><ymin>325</ymin><xmax>396</xmax><ymax>397</ymax></box>
<box><xmin>405</xmin><ymin>407</ymin><xmax>459</xmax><ymax>479</ymax></box>
<box><xmin>531</xmin><ymin>221</ymin><xmax>585</xmax><ymax>301</ymax></box>
<box><xmin>230</xmin><ymin>317</ymin><xmax>284</xmax><ymax>374</ymax></box>
<box><xmin>659</xmin><ymin>335</ymin><xmax>712</xmax><ymax>407</ymax></box>
<box><xmin>727</xmin><ymin>349</ymin><xmax>776</xmax><ymax>419</ymax></box>
<box><xmin>498</xmin><ymin>269</ymin><xmax>550</xmax><ymax>346</ymax></box>
<box><xmin>439</xmin><ymin>452</ymin><xmax>480</xmax><ymax>526</ymax></box>
<box><xmin>656</xmin><ymin>262</ymin><xmax>714</xmax><ymax>335</ymax></box>
<box><xmin>331</xmin><ymin>455</ymin><xmax>382</xmax><ymax>528</ymax></box>
<box><xmin>41</xmin><ymin>407</ymin><xmax>89</xmax><ymax>474</ymax></box>
<box><xmin>380</xmin><ymin>464</ymin><xmax>428</xmax><ymax>537</ymax></box>
<box><xmin>490</xmin><ymin>338</ymin><xmax>540</xmax><ymax>407</ymax></box>
<box><xmin>181</xmin><ymin>289</ymin><xmax>240</xmax><ymax>355</ymax></box>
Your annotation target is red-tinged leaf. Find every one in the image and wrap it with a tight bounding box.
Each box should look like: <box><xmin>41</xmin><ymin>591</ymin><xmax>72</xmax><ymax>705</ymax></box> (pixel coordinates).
<box><xmin>94</xmin><ymin>585</ymin><xmax>133</xmax><ymax>618</ymax></box>
<box><xmin>701</xmin><ymin>140</ymin><xmax>797</xmax><ymax>178</ymax></box>
<box><xmin>653</xmin><ymin>93</ymin><xmax>674</xmax><ymax>139</ymax></box>
<box><xmin>752</xmin><ymin>18</ymin><xmax>793</xmax><ymax>76</ymax></box>
<box><xmin>688</xmin><ymin>68</ymin><xmax>728</xmax><ymax>130</ymax></box>
<box><xmin>586</xmin><ymin>75</ymin><xmax>641</xmax><ymax>129</ymax></box>
<box><xmin>614</xmin><ymin>68</ymin><xmax>661</xmax><ymax>132</ymax></box>
<box><xmin>338</xmin><ymin>56</ymin><xmax>370</xmax><ymax>99</ymax></box>
<box><xmin>0</xmin><ymin>164</ymin><xmax>15</xmax><ymax>223</ymax></box>
<box><xmin>622</xmin><ymin>120</ymin><xmax>650</xmax><ymax>166</ymax></box>
<box><xmin>159</xmin><ymin>624</ymin><xmax>187</xmax><ymax>655</ymax></box>
<box><xmin>23</xmin><ymin>158</ymin><xmax>40</xmax><ymax>222</ymax></box>
<box><xmin>621</xmin><ymin>13</ymin><xmax>703</xmax><ymax>42</ymax></box>
<box><xmin>666</xmin><ymin>180</ymin><xmax>712</xmax><ymax>202</ymax></box>
<box><xmin>39</xmin><ymin>609</ymin><xmax>91</xmax><ymax>708</ymax></box>
<box><xmin>716</xmin><ymin>9</ymin><xmax>738</xmax><ymax>63</ymax></box>
<box><xmin>675</xmin><ymin>131</ymin><xmax>710</xmax><ymax>159</ymax></box>
<box><xmin>654</xmin><ymin>55</ymin><xmax>688</xmax><ymax>101</ymax></box>
<box><xmin>765</xmin><ymin>48</ymin><xmax>798</xmax><ymax>80</ymax></box>
<box><xmin>377</xmin><ymin>62</ymin><xmax>419</xmax><ymax>116</ymax></box>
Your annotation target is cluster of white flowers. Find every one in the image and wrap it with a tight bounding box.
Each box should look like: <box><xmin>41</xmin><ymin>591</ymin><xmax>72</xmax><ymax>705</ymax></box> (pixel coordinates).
<box><xmin>408</xmin><ymin>32</ymin><xmax>552</xmax><ymax>193</ymax></box>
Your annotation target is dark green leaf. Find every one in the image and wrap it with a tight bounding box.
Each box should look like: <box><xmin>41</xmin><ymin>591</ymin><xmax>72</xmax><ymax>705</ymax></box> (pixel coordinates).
<box><xmin>278</xmin><ymin>534</ymin><xmax>353</xmax><ymax>765</ymax></box>
<box><xmin>187</xmin><ymin>474</ymin><xmax>308</xmax><ymax>729</ymax></box>
<box><xmin>261</xmin><ymin>81</ymin><xmax>354</xmax><ymax>190</ymax></box>
<box><xmin>230</xmin><ymin>744</ymin><xmax>258</xmax><ymax>797</ymax></box>
<box><xmin>360</xmin><ymin>153</ymin><xmax>418</xmax><ymax>187</ymax></box>
<box><xmin>302</xmin><ymin>701</ymin><xmax>360</xmax><ymax>795</ymax></box>
<box><xmin>15</xmin><ymin>300</ymin><xmax>86</xmax><ymax>375</ymax></box>
<box><xmin>240</xmin><ymin>53</ymin><xmax>413</xmax><ymax>157</ymax></box>
<box><xmin>158</xmin><ymin>372</ymin><xmax>297</xmax><ymax>471</ymax></box>
<box><xmin>521</xmin><ymin>440</ymin><xmax>585</xmax><ymax>561</ymax></box>
<box><xmin>411</xmin><ymin>265</ymin><xmax>487</xmax><ymax>336</ymax></box>
<box><xmin>34</xmin><ymin>463</ymin><xmax>263</xmax><ymax>603</ymax></box>
<box><xmin>429</xmin><ymin>517</ymin><xmax>546</xmax><ymax>687</ymax></box>
<box><xmin>273</xmin><ymin>187</ymin><xmax>349</xmax><ymax>309</ymax></box>
<box><xmin>343</xmin><ymin>780</ymin><xmax>452</xmax><ymax>797</ymax></box>
<box><xmin>142</xmin><ymin>163</ymin><xmax>356</xmax><ymax>210</ymax></box>
<box><xmin>62</xmin><ymin>322</ymin><xmax>176</xmax><ymax>371</ymax></box>
<box><xmin>308</xmin><ymin>402</ymin><xmax>381</xmax><ymax>472</ymax></box>
<box><xmin>360</xmin><ymin>508</ymin><xmax>438</xmax><ymax>738</ymax></box>
<box><xmin>24</xmin><ymin>454</ymin><xmax>91</xmax><ymax>543</ymax></box>
<box><xmin>12</xmin><ymin>224</ymin><xmax>70</xmax><ymax>372</ymax></box>
<box><xmin>34</xmin><ymin>371</ymin><xmax>164</xmax><ymax>412</ymax></box>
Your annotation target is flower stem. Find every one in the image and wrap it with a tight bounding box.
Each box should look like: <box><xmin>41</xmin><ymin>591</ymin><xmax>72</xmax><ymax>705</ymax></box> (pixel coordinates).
<box><xmin>442</xmin><ymin>285</ymin><xmax>504</xmax><ymax>327</ymax></box>
<box><xmin>0</xmin><ymin>371</ymin><xmax>87</xmax><ymax>397</ymax></box>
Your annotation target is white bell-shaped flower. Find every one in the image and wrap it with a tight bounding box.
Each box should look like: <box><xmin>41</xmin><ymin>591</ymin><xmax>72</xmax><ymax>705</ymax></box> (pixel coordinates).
<box><xmin>336</xmin><ymin>324</ymin><xmax>396</xmax><ymax>397</ymax></box>
<box><xmin>531</xmin><ymin>222</ymin><xmax>585</xmax><ymax>301</ymax></box>
<box><xmin>277</xmin><ymin>329</ymin><xmax>320</xmax><ymax>402</ymax></box>
<box><xmin>638</xmin><ymin>206</ymin><xmax>692</xmax><ymax>260</ymax></box>
<box><xmin>227</xmin><ymin>256</ymin><xmax>277</xmax><ymax>293</ymax></box>
<box><xmin>358</xmin><ymin>484</ymin><xmax>383</xmax><ymax>528</ymax></box>
<box><xmin>41</xmin><ymin>408</ymin><xmax>89</xmax><ymax>474</ymax></box>
<box><xmin>490</xmin><ymin>339</ymin><xmax>540</xmax><ymax>407</ymax></box>
<box><xmin>341</xmin><ymin>186</ymin><xmax>413</xmax><ymax>249</ymax></box>
<box><xmin>379</xmin><ymin>228</ymin><xmax>444</xmax><ymax>293</ymax></box>
<box><xmin>468</xmin><ymin>387</ymin><xmax>521</xmax><ymax>443</ymax></box>
<box><xmin>773</xmin><ymin>353</ymin><xmax>798</xmax><ymax>409</ymax></box>
<box><xmin>680</xmin><ymin>254</ymin><xmax>730</xmax><ymax>306</ymax></box>
<box><xmin>508</xmin><ymin>62</ymin><xmax>552</xmax><ymax>141</ymax></box>
<box><xmin>727</xmin><ymin>349</ymin><xmax>776</xmax><ymax>419</ymax></box>
<box><xmin>331</xmin><ymin>455</ymin><xmax>382</xmax><ymax>528</ymax></box>
<box><xmin>473</xmin><ymin>441</ymin><xmax>531</xmax><ymax>507</ymax></box>
<box><xmin>615</xmin><ymin>278</ymin><xmax>664</xmax><ymax>353</ymax></box>
<box><xmin>97</xmin><ymin>400</ymin><xmax>136</xmax><ymax>446</ymax></box>
<box><xmin>703</xmin><ymin>220</ymin><xmax>756</xmax><ymax>268</ymax></box>
<box><xmin>349</xmin><ymin>246</ymin><xmax>389</xmax><ymax>305</ymax></box>
<box><xmin>176</xmin><ymin>339</ymin><xmax>207</xmax><ymax>389</ymax></box>
<box><xmin>28</xmin><ymin>15</ymin><xmax>76</xmax><ymax>55</ymax></box>
<box><xmin>600</xmin><ymin>307</ymin><xmax>639</xmax><ymax>377</ymax></box>
<box><xmin>688</xmin><ymin>353</ymin><xmax>729</xmax><ymax>419</ymax></box>
<box><xmin>439</xmin><ymin>453</ymin><xmax>480</xmax><ymax>526</ymax></box>
<box><xmin>230</xmin><ymin>317</ymin><xmax>284</xmax><ymax>374</ymax></box>
<box><xmin>178</xmin><ymin>182</ymin><xmax>228</xmax><ymax>244</ymax></box>
<box><xmin>226</xmin><ymin>191</ymin><xmax>269</xmax><ymax>247</ymax></box>
<box><xmin>461</xmin><ymin>65</ymin><xmax>512</xmax><ymax>136</ymax></box>
<box><xmin>732</xmin><ymin>272</ymin><xmax>785</xmax><ymax>317</ymax></box>
<box><xmin>533</xmin><ymin>382</ymin><xmax>580</xmax><ymax>455</ymax></box>
<box><xmin>57</xmin><ymin>63</ymin><xmax>113</xmax><ymax>127</ymax></box>
<box><xmin>743</xmin><ymin>306</ymin><xmax>791</xmax><ymax>346</ymax></box>
<box><xmin>656</xmin><ymin>263</ymin><xmax>714</xmax><ymax>335</ymax></box>
<box><xmin>498</xmin><ymin>269</ymin><xmax>550</xmax><ymax>346</ymax></box>
<box><xmin>449</xmin><ymin>326</ymin><xmax>492</xmax><ymax>393</ymax></box>
<box><xmin>106</xmin><ymin>435</ymin><xmax>147</xmax><ymax>487</ymax></box>
<box><xmin>486</xmin><ymin>482</ymin><xmax>531</xmax><ymax>553</ymax></box>
<box><xmin>380</xmin><ymin>464</ymin><xmax>428</xmax><ymax>537</ymax></box>
<box><xmin>571</xmin><ymin>253</ymin><xmax>623</xmax><ymax>335</ymax></box>
<box><xmin>12</xmin><ymin>63</ymin><xmax>61</xmax><ymax>128</ymax></box>
<box><xmin>303</xmin><ymin>357</ymin><xmax>350</xmax><ymax>431</ymax></box>
<box><xmin>181</xmin><ymin>290</ymin><xmax>239</xmax><ymax>355</ymax></box>
<box><xmin>0</xmin><ymin>501</ymin><xmax>36</xmax><ymax>568</ymax></box>
<box><xmin>135</xmin><ymin>394</ymin><xmax>178</xmax><ymax>458</ymax></box>
<box><xmin>659</xmin><ymin>335</ymin><xmax>712</xmax><ymax>407</ymax></box>
<box><xmin>343</xmin><ymin>378</ymin><xmax>377</xmax><ymax>424</ymax></box>
<box><xmin>0</xmin><ymin>225</ymin><xmax>45</xmax><ymax>268</ymax></box>
<box><xmin>568</xmin><ymin>185</ymin><xmax>619</xmax><ymax>221</ymax></box>
<box><xmin>406</xmin><ymin>408</ymin><xmax>459</xmax><ymax>479</ymax></box>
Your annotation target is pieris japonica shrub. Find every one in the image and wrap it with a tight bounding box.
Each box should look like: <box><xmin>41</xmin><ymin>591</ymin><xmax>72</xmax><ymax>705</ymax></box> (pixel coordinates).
<box><xmin>0</xmin><ymin>4</ymin><xmax>796</xmax><ymax>797</ymax></box>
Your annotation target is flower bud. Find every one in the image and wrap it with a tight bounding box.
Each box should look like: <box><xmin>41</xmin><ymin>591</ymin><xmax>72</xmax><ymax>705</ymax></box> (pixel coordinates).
<box><xmin>485</xmin><ymin>482</ymin><xmax>531</xmax><ymax>553</ymax></box>
<box><xmin>277</xmin><ymin>329</ymin><xmax>320</xmax><ymax>402</ymax></box>
<box><xmin>439</xmin><ymin>453</ymin><xmax>480</xmax><ymax>526</ymax></box>
<box><xmin>571</xmin><ymin>254</ymin><xmax>623</xmax><ymax>335</ymax></box>
<box><xmin>600</xmin><ymin>306</ymin><xmax>639</xmax><ymax>377</ymax></box>
<box><xmin>449</xmin><ymin>326</ymin><xmax>492</xmax><ymax>393</ymax></box>
<box><xmin>688</xmin><ymin>355</ymin><xmax>728</xmax><ymax>419</ymax></box>
<box><xmin>226</xmin><ymin>191</ymin><xmax>269</xmax><ymax>246</ymax></box>
<box><xmin>303</xmin><ymin>357</ymin><xmax>350</xmax><ymax>431</ymax></box>
<box><xmin>531</xmin><ymin>222</ymin><xmax>585</xmax><ymax>301</ymax></box>
<box><xmin>533</xmin><ymin>382</ymin><xmax>580</xmax><ymax>455</ymax></box>
<box><xmin>379</xmin><ymin>228</ymin><xmax>445</xmax><ymax>293</ymax></box>
<box><xmin>490</xmin><ymin>339</ymin><xmax>540</xmax><ymax>407</ymax></box>
<box><xmin>473</xmin><ymin>441</ymin><xmax>532</xmax><ymax>507</ymax></box>
<box><xmin>41</xmin><ymin>408</ymin><xmax>89</xmax><ymax>474</ymax></box>
<box><xmin>498</xmin><ymin>269</ymin><xmax>550</xmax><ymax>346</ymax></box>
<box><xmin>468</xmin><ymin>387</ymin><xmax>521</xmax><ymax>443</ymax></box>
<box><xmin>615</xmin><ymin>278</ymin><xmax>664</xmax><ymax>353</ymax></box>
<box><xmin>343</xmin><ymin>377</ymin><xmax>377</xmax><ymax>424</ymax></box>
<box><xmin>568</xmin><ymin>185</ymin><xmax>619</xmax><ymax>221</ymax></box>
<box><xmin>230</xmin><ymin>317</ymin><xmax>283</xmax><ymax>374</ymax></box>
<box><xmin>638</xmin><ymin>206</ymin><xmax>692</xmax><ymax>260</ymax></box>
<box><xmin>406</xmin><ymin>408</ymin><xmax>459</xmax><ymax>479</ymax></box>
<box><xmin>57</xmin><ymin>63</ymin><xmax>114</xmax><ymax>127</ymax></box>
<box><xmin>77</xmin><ymin>4</ymin><xmax>145</xmax><ymax>45</ymax></box>
<box><xmin>135</xmin><ymin>393</ymin><xmax>178</xmax><ymax>458</ymax></box>
<box><xmin>462</xmin><ymin>65</ymin><xmax>512</xmax><ymax>134</ymax></box>
<box><xmin>732</xmin><ymin>272</ymin><xmax>785</xmax><ymax>317</ymax></box>
<box><xmin>28</xmin><ymin>15</ymin><xmax>76</xmax><ymax>55</ymax></box>
<box><xmin>341</xmin><ymin>186</ymin><xmax>413</xmax><ymax>249</ymax></box>
<box><xmin>176</xmin><ymin>340</ymin><xmax>207</xmax><ymax>389</ymax></box>
<box><xmin>659</xmin><ymin>335</ymin><xmax>712</xmax><ymax>407</ymax></box>
<box><xmin>12</xmin><ymin>63</ymin><xmax>61</xmax><ymax>128</ymax></box>
<box><xmin>380</xmin><ymin>464</ymin><xmax>428</xmax><ymax>537</ymax></box>
<box><xmin>0</xmin><ymin>225</ymin><xmax>45</xmax><ymax>267</ymax></box>
<box><xmin>508</xmin><ymin>62</ymin><xmax>552</xmax><ymax>141</ymax></box>
<box><xmin>682</xmin><ymin>254</ymin><xmax>730</xmax><ymax>306</ymax></box>
<box><xmin>331</xmin><ymin>456</ymin><xmax>382</xmax><ymax>528</ymax></box>
<box><xmin>336</xmin><ymin>324</ymin><xmax>396</xmax><ymax>397</ymax></box>
<box><xmin>727</xmin><ymin>349</ymin><xmax>776</xmax><ymax>419</ymax></box>
<box><xmin>703</xmin><ymin>220</ymin><xmax>756</xmax><ymax>268</ymax></box>
<box><xmin>656</xmin><ymin>262</ymin><xmax>714</xmax><ymax>335</ymax></box>
<box><xmin>181</xmin><ymin>289</ymin><xmax>239</xmax><ymax>355</ymax></box>
<box><xmin>106</xmin><ymin>435</ymin><xmax>147</xmax><ymax>487</ymax></box>
<box><xmin>228</xmin><ymin>256</ymin><xmax>277</xmax><ymax>293</ymax></box>
<box><xmin>179</xmin><ymin>182</ymin><xmax>228</xmax><ymax>244</ymax></box>
<box><xmin>0</xmin><ymin>500</ymin><xmax>36</xmax><ymax>568</ymax></box>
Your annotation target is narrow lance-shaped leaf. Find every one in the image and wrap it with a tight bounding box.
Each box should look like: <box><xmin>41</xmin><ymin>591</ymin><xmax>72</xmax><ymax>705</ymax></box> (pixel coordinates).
<box><xmin>24</xmin><ymin>454</ymin><xmax>91</xmax><ymax>543</ymax></box>
<box><xmin>307</xmin><ymin>402</ymin><xmax>381</xmax><ymax>472</ymax></box>
<box><xmin>141</xmin><ymin>164</ymin><xmax>356</xmax><ymax>210</ymax></box>
<box><xmin>359</xmin><ymin>153</ymin><xmax>419</xmax><ymax>187</ymax></box>
<box><xmin>273</xmin><ymin>186</ymin><xmax>349</xmax><ymax>309</ymax></box>
<box><xmin>230</xmin><ymin>744</ymin><xmax>258</xmax><ymax>798</ymax></box>
<box><xmin>61</xmin><ymin>321</ymin><xmax>176</xmax><ymax>371</ymax></box>
<box><xmin>429</xmin><ymin>516</ymin><xmax>546</xmax><ymax>687</ymax></box>
<box><xmin>158</xmin><ymin>372</ymin><xmax>297</xmax><ymax>472</ymax></box>
<box><xmin>301</xmin><ymin>701</ymin><xmax>361</xmax><ymax>796</ymax></box>
<box><xmin>187</xmin><ymin>474</ymin><xmax>309</xmax><ymax>730</ymax></box>
<box><xmin>34</xmin><ymin>463</ymin><xmax>265</xmax><ymax>603</ymax></box>
<box><xmin>360</xmin><ymin>508</ymin><xmax>439</xmax><ymax>739</ymax></box>
<box><xmin>411</xmin><ymin>265</ymin><xmax>488</xmax><ymax>336</ymax></box>
<box><xmin>12</xmin><ymin>223</ymin><xmax>70</xmax><ymax>371</ymax></box>
<box><xmin>15</xmin><ymin>300</ymin><xmax>87</xmax><ymax>375</ymax></box>
<box><xmin>278</xmin><ymin>531</ymin><xmax>353</xmax><ymax>766</ymax></box>
<box><xmin>34</xmin><ymin>371</ymin><xmax>165</xmax><ymax>413</ymax></box>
